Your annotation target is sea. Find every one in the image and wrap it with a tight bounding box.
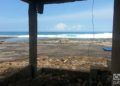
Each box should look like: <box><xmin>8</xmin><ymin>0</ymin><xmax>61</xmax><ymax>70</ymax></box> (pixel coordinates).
<box><xmin>0</xmin><ymin>32</ymin><xmax>112</xmax><ymax>42</ymax></box>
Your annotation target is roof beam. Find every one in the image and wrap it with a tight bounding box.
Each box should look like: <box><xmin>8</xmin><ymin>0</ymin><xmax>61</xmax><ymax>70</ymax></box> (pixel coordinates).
<box><xmin>21</xmin><ymin>0</ymin><xmax>84</xmax><ymax>14</ymax></box>
<box><xmin>21</xmin><ymin>0</ymin><xmax>84</xmax><ymax>4</ymax></box>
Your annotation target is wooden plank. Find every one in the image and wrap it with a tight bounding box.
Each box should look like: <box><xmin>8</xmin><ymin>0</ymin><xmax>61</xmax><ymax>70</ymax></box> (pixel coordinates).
<box><xmin>36</xmin><ymin>3</ymin><xmax>44</xmax><ymax>14</ymax></box>
<box><xmin>112</xmin><ymin>0</ymin><xmax>120</xmax><ymax>73</ymax></box>
<box><xmin>29</xmin><ymin>2</ymin><xmax>37</xmax><ymax>78</ymax></box>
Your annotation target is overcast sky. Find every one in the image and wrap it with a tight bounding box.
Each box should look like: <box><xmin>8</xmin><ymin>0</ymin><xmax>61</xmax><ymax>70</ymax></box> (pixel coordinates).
<box><xmin>0</xmin><ymin>0</ymin><xmax>114</xmax><ymax>32</ymax></box>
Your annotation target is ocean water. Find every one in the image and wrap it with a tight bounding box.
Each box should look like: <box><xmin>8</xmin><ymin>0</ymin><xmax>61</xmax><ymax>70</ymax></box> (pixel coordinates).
<box><xmin>0</xmin><ymin>32</ymin><xmax>112</xmax><ymax>42</ymax></box>
<box><xmin>0</xmin><ymin>32</ymin><xmax>112</xmax><ymax>38</ymax></box>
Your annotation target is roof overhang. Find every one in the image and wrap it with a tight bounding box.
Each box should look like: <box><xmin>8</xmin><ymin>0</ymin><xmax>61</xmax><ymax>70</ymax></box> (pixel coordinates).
<box><xmin>21</xmin><ymin>0</ymin><xmax>84</xmax><ymax>4</ymax></box>
<box><xmin>21</xmin><ymin>0</ymin><xmax>84</xmax><ymax>14</ymax></box>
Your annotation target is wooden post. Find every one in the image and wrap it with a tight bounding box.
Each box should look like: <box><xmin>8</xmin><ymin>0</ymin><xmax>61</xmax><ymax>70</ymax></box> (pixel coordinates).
<box><xmin>29</xmin><ymin>2</ymin><xmax>37</xmax><ymax>78</ymax></box>
<box><xmin>112</xmin><ymin>0</ymin><xmax>120</xmax><ymax>73</ymax></box>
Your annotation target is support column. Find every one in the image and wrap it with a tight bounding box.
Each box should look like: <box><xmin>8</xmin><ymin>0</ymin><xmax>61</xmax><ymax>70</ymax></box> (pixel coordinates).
<box><xmin>29</xmin><ymin>2</ymin><xmax>37</xmax><ymax>78</ymax></box>
<box><xmin>112</xmin><ymin>0</ymin><xmax>120</xmax><ymax>73</ymax></box>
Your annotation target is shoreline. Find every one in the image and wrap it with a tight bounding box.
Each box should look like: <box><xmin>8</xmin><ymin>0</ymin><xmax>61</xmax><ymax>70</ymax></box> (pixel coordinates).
<box><xmin>0</xmin><ymin>38</ymin><xmax>112</xmax><ymax>61</ymax></box>
<box><xmin>0</xmin><ymin>37</ymin><xmax>112</xmax><ymax>78</ymax></box>
<box><xmin>0</xmin><ymin>36</ymin><xmax>112</xmax><ymax>42</ymax></box>
<box><xmin>0</xmin><ymin>32</ymin><xmax>112</xmax><ymax>41</ymax></box>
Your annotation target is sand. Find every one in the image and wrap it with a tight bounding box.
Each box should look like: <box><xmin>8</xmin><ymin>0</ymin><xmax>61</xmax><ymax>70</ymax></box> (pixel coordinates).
<box><xmin>0</xmin><ymin>38</ymin><xmax>112</xmax><ymax>77</ymax></box>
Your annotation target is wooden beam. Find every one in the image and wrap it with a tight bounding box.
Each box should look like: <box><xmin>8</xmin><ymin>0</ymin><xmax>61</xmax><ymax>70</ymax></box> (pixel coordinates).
<box><xmin>21</xmin><ymin>0</ymin><xmax>84</xmax><ymax>4</ymax></box>
<box><xmin>29</xmin><ymin>2</ymin><xmax>37</xmax><ymax>78</ymax></box>
<box><xmin>36</xmin><ymin>3</ymin><xmax>44</xmax><ymax>14</ymax></box>
<box><xmin>112</xmin><ymin>0</ymin><xmax>120</xmax><ymax>73</ymax></box>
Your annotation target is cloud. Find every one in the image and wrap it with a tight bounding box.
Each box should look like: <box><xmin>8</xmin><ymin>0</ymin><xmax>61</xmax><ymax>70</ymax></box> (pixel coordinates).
<box><xmin>70</xmin><ymin>24</ymin><xmax>86</xmax><ymax>31</ymax></box>
<box><xmin>54</xmin><ymin>23</ymin><xmax>84</xmax><ymax>32</ymax></box>
<box><xmin>72</xmin><ymin>25</ymin><xmax>83</xmax><ymax>29</ymax></box>
<box><xmin>55</xmin><ymin>23</ymin><xmax>67</xmax><ymax>30</ymax></box>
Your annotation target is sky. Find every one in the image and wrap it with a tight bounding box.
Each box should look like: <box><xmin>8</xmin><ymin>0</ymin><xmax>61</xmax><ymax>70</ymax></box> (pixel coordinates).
<box><xmin>0</xmin><ymin>0</ymin><xmax>114</xmax><ymax>32</ymax></box>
